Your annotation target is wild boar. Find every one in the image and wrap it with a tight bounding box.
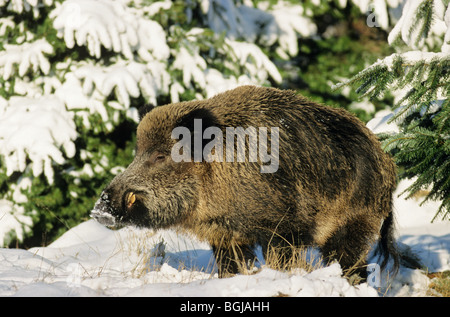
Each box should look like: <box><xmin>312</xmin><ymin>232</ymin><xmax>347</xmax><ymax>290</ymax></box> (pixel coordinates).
<box><xmin>91</xmin><ymin>85</ymin><xmax>399</xmax><ymax>278</ymax></box>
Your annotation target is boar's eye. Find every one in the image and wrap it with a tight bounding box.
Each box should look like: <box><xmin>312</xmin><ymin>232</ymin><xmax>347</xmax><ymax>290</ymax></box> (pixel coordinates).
<box><xmin>154</xmin><ymin>155</ymin><xmax>166</xmax><ymax>163</ymax></box>
<box><xmin>149</xmin><ymin>151</ymin><xmax>166</xmax><ymax>164</ymax></box>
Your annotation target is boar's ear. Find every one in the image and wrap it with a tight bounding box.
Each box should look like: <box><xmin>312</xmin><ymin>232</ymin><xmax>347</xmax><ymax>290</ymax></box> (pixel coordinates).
<box><xmin>176</xmin><ymin>108</ymin><xmax>218</xmax><ymax>132</ymax></box>
<box><xmin>138</xmin><ymin>104</ymin><xmax>155</xmax><ymax>121</ymax></box>
<box><xmin>175</xmin><ymin>108</ymin><xmax>220</xmax><ymax>160</ymax></box>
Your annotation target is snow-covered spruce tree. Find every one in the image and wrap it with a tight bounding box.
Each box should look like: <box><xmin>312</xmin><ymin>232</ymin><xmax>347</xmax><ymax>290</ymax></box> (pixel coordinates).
<box><xmin>336</xmin><ymin>0</ymin><xmax>450</xmax><ymax>220</ymax></box>
<box><xmin>0</xmin><ymin>0</ymin><xmax>321</xmax><ymax>246</ymax></box>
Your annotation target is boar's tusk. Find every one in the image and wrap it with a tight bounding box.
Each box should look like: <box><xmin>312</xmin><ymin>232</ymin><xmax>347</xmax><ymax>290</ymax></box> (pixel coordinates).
<box><xmin>126</xmin><ymin>192</ymin><xmax>136</xmax><ymax>208</ymax></box>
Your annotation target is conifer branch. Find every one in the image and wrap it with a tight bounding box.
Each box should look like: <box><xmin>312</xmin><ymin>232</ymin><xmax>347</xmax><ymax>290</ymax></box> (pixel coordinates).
<box><xmin>335</xmin><ymin>0</ymin><xmax>450</xmax><ymax>221</ymax></box>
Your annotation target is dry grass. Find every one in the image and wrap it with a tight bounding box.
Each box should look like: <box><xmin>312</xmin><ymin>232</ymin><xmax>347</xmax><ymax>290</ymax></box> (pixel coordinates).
<box><xmin>116</xmin><ymin>228</ymin><xmax>160</xmax><ymax>278</ymax></box>
<box><xmin>427</xmin><ymin>271</ymin><xmax>450</xmax><ymax>297</ymax></box>
<box><xmin>263</xmin><ymin>245</ymin><xmax>324</xmax><ymax>273</ymax></box>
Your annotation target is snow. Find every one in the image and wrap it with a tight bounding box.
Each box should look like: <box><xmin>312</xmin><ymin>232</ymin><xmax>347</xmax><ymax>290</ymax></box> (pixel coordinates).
<box><xmin>0</xmin><ymin>38</ymin><xmax>53</xmax><ymax>80</ymax></box>
<box><xmin>0</xmin><ymin>177</ymin><xmax>34</xmax><ymax>246</ymax></box>
<box><xmin>0</xmin><ymin>0</ymin><xmax>54</xmax><ymax>18</ymax></box>
<box><xmin>73</xmin><ymin>59</ymin><xmax>168</xmax><ymax>108</ymax></box>
<box><xmin>51</xmin><ymin>0</ymin><xmax>170</xmax><ymax>61</ymax></box>
<box><xmin>201</xmin><ymin>0</ymin><xmax>317</xmax><ymax>59</ymax></box>
<box><xmin>366</xmin><ymin>109</ymin><xmax>400</xmax><ymax>134</ymax></box>
<box><xmin>225</xmin><ymin>39</ymin><xmax>282</xmax><ymax>84</ymax></box>
<box><xmin>269</xmin><ymin>2</ymin><xmax>317</xmax><ymax>59</ymax></box>
<box><xmin>388</xmin><ymin>0</ymin><xmax>449</xmax><ymax>52</ymax></box>
<box><xmin>0</xmin><ymin>96</ymin><xmax>77</xmax><ymax>184</ymax></box>
<box><xmin>334</xmin><ymin>50</ymin><xmax>449</xmax><ymax>103</ymax></box>
<box><xmin>172</xmin><ymin>46</ymin><xmax>207</xmax><ymax>89</ymax></box>
<box><xmin>349</xmin><ymin>99</ymin><xmax>376</xmax><ymax>114</ymax></box>
<box><xmin>0</xmin><ymin>178</ymin><xmax>448</xmax><ymax>297</ymax></box>
<box><xmin>0</xmin><ymin>200</ymin><xmax>33</xmax><ymax>247</ymax></box>
<box><xmin>371</xmin><ymin>51</ymin><xmax>448</xmax><ymax>73</ymax></box>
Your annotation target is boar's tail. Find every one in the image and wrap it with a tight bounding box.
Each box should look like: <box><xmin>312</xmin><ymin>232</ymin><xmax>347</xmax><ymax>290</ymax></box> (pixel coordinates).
<box><xmin>376</xmin><ymin>211</ymin><xmax>400</xmax><ymax>276</ymax></box>
<box><xmin>376</xmin><ymin>211</ymin><xmax>423</xmax><ymax>277</ymax></box>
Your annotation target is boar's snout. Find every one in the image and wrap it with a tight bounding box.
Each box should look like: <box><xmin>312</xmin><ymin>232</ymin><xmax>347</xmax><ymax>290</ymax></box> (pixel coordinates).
<box><xmin>90</xmin><ymin>191</ymin><xmax>118</xmax><ymax>227</ymax></box>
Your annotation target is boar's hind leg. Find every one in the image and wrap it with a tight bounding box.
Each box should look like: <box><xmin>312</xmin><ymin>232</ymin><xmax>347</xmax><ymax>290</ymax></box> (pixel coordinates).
<box><xmin>212</xmin><ymin>244</ymin><xmax>256</xmax><ymax>278</ymax></box>
<box><xmin>319</xmin><ymin>217</ymin><xmax>376</xmax><ymax>279</ymax></box>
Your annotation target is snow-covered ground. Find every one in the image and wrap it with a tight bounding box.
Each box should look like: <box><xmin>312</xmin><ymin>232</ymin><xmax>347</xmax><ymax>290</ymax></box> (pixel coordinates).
<box><xmin>0</xmin><ymin>179</ymin><xmax>448</xmax><ymax>297</ymax></box>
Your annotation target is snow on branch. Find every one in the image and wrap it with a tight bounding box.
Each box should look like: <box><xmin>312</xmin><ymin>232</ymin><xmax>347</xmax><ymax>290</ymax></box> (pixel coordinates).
<box><xmin>0</xmin><ymin>0</ymin><xmax>54</xmax><ymax>18</ymax></box>
<box><xmin>334</xmin><ymin>50</ymin><xmax>448</xmax><ymax>130</ymax></box>
<box><xmin>135</xmin><ymin>19</ymin><xmax>170</xmax><ymax>62</ymax></box>
<box><xmin>335</xmin><ymin>0</ymin><xmax>449</xmax><ymax>97</ymax></box>
<box><xmin>368</xmin><ymin>51</ymin><xmax>449</xmax><ymax>72</ymax></box>
<box><xmin>172</xmin><ymin>45</ymin><xmax>207</xmax><ymax>89</ymax></box>
<box><xmin>0</xmin><ymin>17</ymin><xmax>15</xmax><ymax>37</ymax></box>
<box><xmin>225</xmin><ymin>39</ymin><xmax>282</xmax><ymax>84</ymax></box>
<box><xmin>203</xmin><ymin>0</ymin><xmax>274</xmax><ymax>42</ymax></box>
<box><xmin>0</xmin><ymin>38</ymin><xmax>53</xmax><ymax>80</ymax></box>
<box><xmin>388</xmin><ymin>0</ymin><xmax>449</xmax><ymax>52</ymax></box>
<box><xmin>334</xmin><ymin>51</ymin><xmax>449</xmax><ymax>92</ymax></box>
<box><xmin>0</xmin><ymin>96</ymin><xmax>77</xmax><ymax>184</ymax></box>
<box><xmin>203</xmin><ymin>68</ymin><xmax>256</xmax><ymax>99</ymax></box>
<box><xmin>269</xmin><ymin>1</ymin><xmax>317</xmax><ymax>59</ymax></box>
<box><xmin>73</xmin><ymin>59</ymin><xmax>169</xmax><ymax>108</ymax></box>
<box><xmin>50</xmin><ymin>0</ymin><xmax>170</xmax><ymax>61</ymax></box>
<box><xmin>0</xmin><ymin>199</ymin><xmax>33</xmax><ymax>246</ymax></box>
<box><xmin>201</xmin><ymin>0</ymin><xmax>316</xmax><ymax>59</ymax></box>
<box><xmin>53</xmin><ymin>72</ymin><xmax>108</xmax><ymax>128</ymax></box>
